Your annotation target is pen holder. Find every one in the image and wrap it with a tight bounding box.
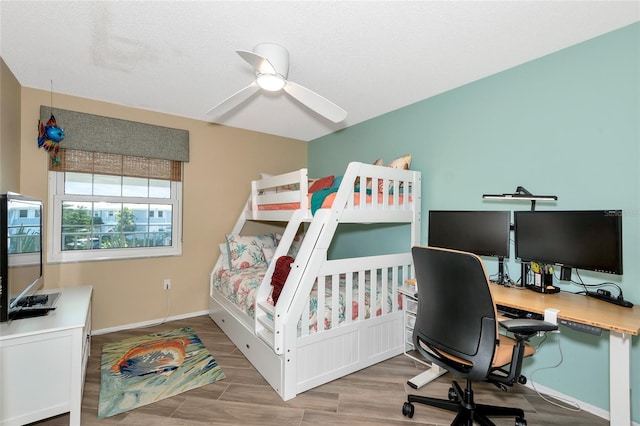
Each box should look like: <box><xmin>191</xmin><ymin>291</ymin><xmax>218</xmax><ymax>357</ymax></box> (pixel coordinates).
<box><xmin>534</xmin><ymin>273</ymin><xmax>543</xmax><ymax>288</ymax></box>
<box><xmin>533</xmin><ymin>272</ymin><xmax>553</xmax><ymax>293</ymax></box>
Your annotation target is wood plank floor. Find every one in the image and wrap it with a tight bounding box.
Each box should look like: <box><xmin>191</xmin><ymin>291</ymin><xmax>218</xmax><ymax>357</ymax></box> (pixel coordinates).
<box><xmin>32</xmin><ymin>315</ymin><xmax>608</xmax><ymax>425</ymax></box>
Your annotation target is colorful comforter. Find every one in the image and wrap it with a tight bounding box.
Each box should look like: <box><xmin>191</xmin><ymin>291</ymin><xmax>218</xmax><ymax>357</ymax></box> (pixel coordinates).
<box><xmin>211</xmin><ymin>264</ymin><xmax>403</xmax><ymax>333</ymax></box>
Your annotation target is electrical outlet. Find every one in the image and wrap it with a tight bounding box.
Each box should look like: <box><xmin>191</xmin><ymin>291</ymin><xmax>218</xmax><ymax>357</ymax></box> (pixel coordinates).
<box><xmin>163</xmin><ymin>279</ymin><xmax>171</xmax><ymax>290</ymax></box>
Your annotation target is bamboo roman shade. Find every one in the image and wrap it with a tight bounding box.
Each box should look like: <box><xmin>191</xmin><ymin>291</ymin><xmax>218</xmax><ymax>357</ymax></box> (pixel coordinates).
<box><xmin>54</xmin><ymin>149</ymin><xmax>182</xmax><ymax>181</ymax></box>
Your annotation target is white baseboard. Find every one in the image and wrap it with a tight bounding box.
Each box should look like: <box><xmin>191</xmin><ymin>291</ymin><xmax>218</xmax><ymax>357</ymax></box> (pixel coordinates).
<box><xmin>524</xmin><ymin>380</ymin><xmax>614</xmax><ymax>423</ymax></box>
<box><xmin>91</xmin><ymin>309</ymin><xmax>210</xmax><ymax>336</ymax></box>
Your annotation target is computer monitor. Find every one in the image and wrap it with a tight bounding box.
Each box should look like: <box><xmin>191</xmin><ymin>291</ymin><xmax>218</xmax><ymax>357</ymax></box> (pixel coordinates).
<box><xmin>514</xmin><ymin>210</ymin><xmax>623</xmax><ymax>275</ymax></box>
<box><xmin>428</xmin><ymin>210</ymin><xmax>511</xmax><ymax>258</ymax></box>
<box><xmin>428</xmin><ymin>210</ymin><xmax>511</xmax><ymax>283</ymax></box>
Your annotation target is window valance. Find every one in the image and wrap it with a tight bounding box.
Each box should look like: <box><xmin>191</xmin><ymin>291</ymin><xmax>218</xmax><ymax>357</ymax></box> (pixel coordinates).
<box><xmin>40</xmin><ymin>106</ymin><xmax>189</xmax><ymax>162</ymax></box>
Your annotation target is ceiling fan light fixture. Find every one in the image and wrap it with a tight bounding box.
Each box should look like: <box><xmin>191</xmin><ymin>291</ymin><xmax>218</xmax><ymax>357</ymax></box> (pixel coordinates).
<box><xmin>207</xmin><ymin>43</ymin><xmax>347</xmax><ymax>122</ymax></box>
<box><xmin>256</xmin><ymin>73</ymin><xmax>285</xmax><ymax>91</ymax></box>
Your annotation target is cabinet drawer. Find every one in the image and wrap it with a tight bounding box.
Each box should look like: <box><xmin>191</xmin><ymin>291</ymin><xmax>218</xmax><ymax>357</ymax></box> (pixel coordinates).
<box><xmin>406</xmin><ymin>298</ymin><xmax>417</xmax><ymax>314</ymax></box>
<box><xmin>406</xmin><ymin>328</ymin><xmax>415</xmax><ymax>345</ymax></box>
<box><xmin>406</xmin><ymin>313</ymin><xmax>416</xmax><ymax>329</ymax></box>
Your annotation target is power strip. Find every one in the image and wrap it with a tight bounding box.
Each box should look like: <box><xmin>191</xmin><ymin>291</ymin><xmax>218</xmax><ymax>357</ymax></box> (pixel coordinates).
<box><xmin>586</xmin><ymin>291</ymin><xmax>633</xmax><ymax>308</ymax></box>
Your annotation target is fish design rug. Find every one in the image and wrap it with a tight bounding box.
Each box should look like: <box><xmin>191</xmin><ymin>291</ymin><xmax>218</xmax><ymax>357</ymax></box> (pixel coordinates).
<box><xmin>98</xmin><ymin>326</ymin><xmax>225</xmax><ymax>418</ymax></box>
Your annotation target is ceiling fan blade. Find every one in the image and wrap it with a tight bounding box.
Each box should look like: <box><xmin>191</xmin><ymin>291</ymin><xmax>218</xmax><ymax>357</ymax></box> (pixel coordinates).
<box><xmin>236</xmin><ymin>50</ymin><xmax>276</xmax><ymax>75</ymax></box>
<box><xmin>284</xmin><ymin>81</ymin><xmax>347</xmax><ymax>123</ymax></box>
<box><xmin>207</xmin><ymin>82</ymin><xmax>260</xmax><ymax>117</ymax></box>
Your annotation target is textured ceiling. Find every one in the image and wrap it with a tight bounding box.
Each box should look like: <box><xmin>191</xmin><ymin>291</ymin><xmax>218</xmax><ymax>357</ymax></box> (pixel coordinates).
<box><xmin>2</xmin><ymin>1</ymin><xmax>638</xmax><ymax>141</ymax></box>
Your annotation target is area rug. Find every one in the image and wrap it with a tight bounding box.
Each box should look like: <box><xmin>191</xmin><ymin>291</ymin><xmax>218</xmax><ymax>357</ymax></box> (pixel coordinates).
<box><xmin>98</xmin><ymin>326</ymin><xmax>225</xmax><ymax>418</ymax></box>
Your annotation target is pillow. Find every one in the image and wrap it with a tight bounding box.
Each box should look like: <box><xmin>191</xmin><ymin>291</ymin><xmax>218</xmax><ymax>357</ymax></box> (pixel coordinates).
<box><xmin>379</xmin><ymin>153</ymin><xmax>412</xmax><ymax>193</ymax></box>
<box><xmin>387</xmin><ymin>153</ymin><xmax>412</xmax><ymax>170</ymax></box>
<box><xmin>288</xmin><ymin>234</ymin><xmax>304</xmax><ymax>258</ymax></box>
<box><xmin>262</xmin><ymin>246</ymin><xmax>276</xmax><ymax>264</ymax></box>
<box><xmin>355</xmin><ymin>159</ymin><xmax>384</xmax><ymax>191</ymax></box>
<box><xmin>219</xmin><ymin>243</ymin><xmax>230</xmax><ymax>270</ymax></box>
<box><xmin>226</xmin><ymin>233</ymin><xmax>276</xmax><ymax>270</ymax></box>
<box><xmin>272</xmin><ymin>232</ymin><xmax>304</xmax><ymax>258</ymax></box>
<box><xmin>309</xmin><ymin>175</ymin><xmax>334</xmax><ymax>193</ymax></box>
<box><xmin>259</xmin><ymin>173</ymin><xmax>300</xmax><ymax>193</ymax></box>
<box><xmin>368</xmin><ymin>159</ymin><xmax>385</xmax><ymax>189</ymax></box>
<box><xmin>276</xmin><ymin>183</ymin><xmax>300</xmax><ymax>192</ymax></box>
<box><xmin>331</xmin><ymin>175</ymin><xmax>343</xmax><ymax>190</ymax></box>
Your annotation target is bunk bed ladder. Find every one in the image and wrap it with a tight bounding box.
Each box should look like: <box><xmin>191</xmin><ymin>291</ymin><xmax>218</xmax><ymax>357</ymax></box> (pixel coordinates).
<box><xmin>254</xmin><ymin>210</ymin><xmax>309</xmax><ymax>352</ymax></box>
<box><xmin>255</xmin><ymin>300</ymin><xmax>276</xmax><ymax>348</ymax></box>
<box><xmin>271</xmin><ymin>208</ymin><xmax>338</xmax><ymax>355</ymax></box>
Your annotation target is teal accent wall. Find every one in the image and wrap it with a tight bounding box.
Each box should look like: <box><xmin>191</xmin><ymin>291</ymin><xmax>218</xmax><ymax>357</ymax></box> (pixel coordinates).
<box><xmin>309</xmin><ymin>23</ymin><xmax>639</xmax><ymax>421</ymax></box>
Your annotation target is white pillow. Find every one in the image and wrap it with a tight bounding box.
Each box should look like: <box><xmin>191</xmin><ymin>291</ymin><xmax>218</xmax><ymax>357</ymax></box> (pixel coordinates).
<box><xmin>262</xmin><ymin>246</ymin><xmax>276</xmax><ymax>265</ymax></box>
<box><xmin>288</xmin><ymin>234</ymin><xmax>304</xmax><ymax>258</ymax></box>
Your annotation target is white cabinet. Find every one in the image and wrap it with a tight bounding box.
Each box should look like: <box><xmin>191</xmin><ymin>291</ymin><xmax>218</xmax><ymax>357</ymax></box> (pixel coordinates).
<box><xmin>0</xmin><ymin>286</ymin><xmax>92</xmax><ymax>426</ymax></box>
<box><xmin>399</xmin><ymin>284</ymin><xmax>426</xmax><ymax>365</ymax></box>
<box><xmin>398</xmin><ymin>284</ymin><xmax>446</xmax><ymax>389</ymax></box>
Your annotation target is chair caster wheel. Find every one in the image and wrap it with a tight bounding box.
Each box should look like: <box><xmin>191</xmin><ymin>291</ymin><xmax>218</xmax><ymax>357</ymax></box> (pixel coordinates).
<box><xmin>515</xmin><ymin>416</ymin><xmax>527</xmax><ymax>426</ymax></box>
<box><xmin>448</xmin><ymin>387</ymin><xmax>459</xmax><ymax>402</ymax></box>
<box><xmin>518</xmin><ymin>375</ymin><xmax>527</xmax><ymax>385</ymax></box>
<box><xmin>402</xmin><ymin>401</ymin><xmax>414</xmax><ymax>418</ymax></box>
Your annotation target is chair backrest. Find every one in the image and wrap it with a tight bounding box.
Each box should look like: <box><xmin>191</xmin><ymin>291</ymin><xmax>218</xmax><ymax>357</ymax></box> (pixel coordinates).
<box><xmin>411</xmin><ymin>246</ymin><xmax>498</xmax><ymax>381</ymax></box>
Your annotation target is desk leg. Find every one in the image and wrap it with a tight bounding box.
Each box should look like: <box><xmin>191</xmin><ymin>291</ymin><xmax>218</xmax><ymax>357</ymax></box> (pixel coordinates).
<box><xmin>609</xmin><ymin>331</ymin><xmax>631</xmax><ymax>426</ymax></box>
<box><xmin>407</xmin><ymin>364</ymin><xmax>447</xmax><ymax>389</ymax></box>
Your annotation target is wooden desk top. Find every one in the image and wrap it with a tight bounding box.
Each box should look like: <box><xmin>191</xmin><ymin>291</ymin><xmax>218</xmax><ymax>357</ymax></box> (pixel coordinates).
<box><xmin>490</xmin><ymin>283</ymin><xmax>640</xmax><ymax>336</ymax></box>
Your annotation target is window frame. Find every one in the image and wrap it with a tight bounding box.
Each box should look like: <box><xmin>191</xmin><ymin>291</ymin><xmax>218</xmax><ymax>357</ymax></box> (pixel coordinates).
<box><xmin>47</xmin><ymin>171</ymin><xmax>182</xmax><ymax>263</ymax></box>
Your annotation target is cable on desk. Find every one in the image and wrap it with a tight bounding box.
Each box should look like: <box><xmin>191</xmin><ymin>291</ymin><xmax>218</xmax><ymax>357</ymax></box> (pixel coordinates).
<box><xmin>571</xmin><ymin>269</ymin><xmax>626</xmax><ymax>299</ymax></box>
<box><xmin>529</xmin><ymin>334</ymin><xmax>581</xmax><ymax>413</ymax></box>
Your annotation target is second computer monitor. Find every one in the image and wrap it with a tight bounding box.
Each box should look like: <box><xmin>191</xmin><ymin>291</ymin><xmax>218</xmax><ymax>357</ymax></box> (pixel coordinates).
<box><xmin>427</xmin><ymin>210</ymin><xmax>511</xmax><ymax>258</ymax></box>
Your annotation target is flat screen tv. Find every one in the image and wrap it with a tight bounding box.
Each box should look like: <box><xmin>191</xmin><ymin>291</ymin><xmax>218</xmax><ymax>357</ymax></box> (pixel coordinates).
<box><xmin>514</xmin><ymin>210</ymin><xmax>623</xmax><ymax>275</ymax></box>
<box><xmin>428</xmin><ymin>210</ymin><xmax>511</xmax><ymax>258</ymax></box>
<box><xmin>0</xmin><ymin>192</ymin><xmax>44</xmax><ymax>322</ymax></box>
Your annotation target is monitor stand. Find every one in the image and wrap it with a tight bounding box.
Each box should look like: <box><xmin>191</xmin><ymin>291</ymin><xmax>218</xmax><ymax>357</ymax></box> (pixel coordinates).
<box><xmin>520</xmin><ymin>262</ymin><xmax>529</xmax><ymax>288</ymax></box>
<box><xmin>497</xmin><ymin>257</ymin><xmax>508</xmax><ymax>285</ymax></box>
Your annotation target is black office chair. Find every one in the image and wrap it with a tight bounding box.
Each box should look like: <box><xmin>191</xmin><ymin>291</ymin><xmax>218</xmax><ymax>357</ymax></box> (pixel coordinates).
<box><xmin>402</xmin><ymin>246</ymin><xmax>558</xmax><ymax>426</ymax></box>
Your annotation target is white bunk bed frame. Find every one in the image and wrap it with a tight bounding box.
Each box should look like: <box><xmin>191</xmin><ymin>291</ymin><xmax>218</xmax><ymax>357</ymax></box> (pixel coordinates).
<box><xmin>209</xmin><ymin>161</ymin><xmax>421</xmax><ymax>400</ymax></box>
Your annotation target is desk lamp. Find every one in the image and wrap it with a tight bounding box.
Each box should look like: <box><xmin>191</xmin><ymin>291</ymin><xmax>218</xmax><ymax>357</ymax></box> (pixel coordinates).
<box><xmin>482</xmin><ymin>186</ymin><xmax>557</xmax><ymax>211</ymax></box>
<box><xmin>482</xmin><ymin>186</ymin><xmax>558</xmax><ymax>287</ymax></box>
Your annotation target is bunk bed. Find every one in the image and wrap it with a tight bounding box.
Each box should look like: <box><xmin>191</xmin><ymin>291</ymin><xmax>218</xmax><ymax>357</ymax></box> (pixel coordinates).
<box><xmin>208</xmin><ymin>160</ymin><xmax>421</xmax><ymax>400</ymax></box>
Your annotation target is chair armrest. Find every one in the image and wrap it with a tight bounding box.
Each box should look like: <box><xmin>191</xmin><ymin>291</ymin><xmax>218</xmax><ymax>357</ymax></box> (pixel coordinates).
<box><xmin>499</xmin><ymin>318</ymin><xmax>558</xmax><ymax>337</ymax></box>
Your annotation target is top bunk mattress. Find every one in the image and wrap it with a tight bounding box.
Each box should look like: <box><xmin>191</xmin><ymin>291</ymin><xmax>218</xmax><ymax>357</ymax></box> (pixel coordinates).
<box><xmin>258</xmin><ymin>191</ymin><xmax>409</xmax><ymax>211</ymax></box>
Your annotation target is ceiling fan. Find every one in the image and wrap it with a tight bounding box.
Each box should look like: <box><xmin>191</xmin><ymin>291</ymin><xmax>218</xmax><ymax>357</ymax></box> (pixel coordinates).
<box><xmin>207</xmin><ymin>42</ymin><xmax>347</xmax><ymax>123</ymax></box>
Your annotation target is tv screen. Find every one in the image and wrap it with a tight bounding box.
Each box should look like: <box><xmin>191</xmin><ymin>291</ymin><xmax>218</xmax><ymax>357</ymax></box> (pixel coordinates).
<box><xmin>514</xmin><ymin>210</ymin><xmax>623</xmax><ymax>275</ymax></box>
<box><xmin>0</xmin><ymin>192</ymin><xmax>44</xmax><ymax>322</ymax></box>
<box><xmin>427</xmin><ymin>210</ymin><xmax>511</xmax><ymax>258</ymax></box>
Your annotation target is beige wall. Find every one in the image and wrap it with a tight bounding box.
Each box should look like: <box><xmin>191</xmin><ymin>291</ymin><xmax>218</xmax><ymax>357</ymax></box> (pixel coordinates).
<box><xmin>0</xmin><ymin>58</ymin><xmax>21</xmax><ymax>193</ymax></box>
<box><xmin>19</xmin><ymin>87</ymin><xmax>307</xmax><ymax>330</ymax></box>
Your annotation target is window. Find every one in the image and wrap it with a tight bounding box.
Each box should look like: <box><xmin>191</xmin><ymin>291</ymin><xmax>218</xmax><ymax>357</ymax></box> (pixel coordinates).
<box><xmin>47</xmin><ymin>151</ymin><xmax>183</xmax><ymax>263</ymax></box>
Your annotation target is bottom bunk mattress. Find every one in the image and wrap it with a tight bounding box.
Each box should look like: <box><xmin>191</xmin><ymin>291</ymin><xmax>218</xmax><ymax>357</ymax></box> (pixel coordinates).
<box><xmin>211</xmin><ymin>264</ymin><xmax>403</xmax><ymax>334</ymax></box>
